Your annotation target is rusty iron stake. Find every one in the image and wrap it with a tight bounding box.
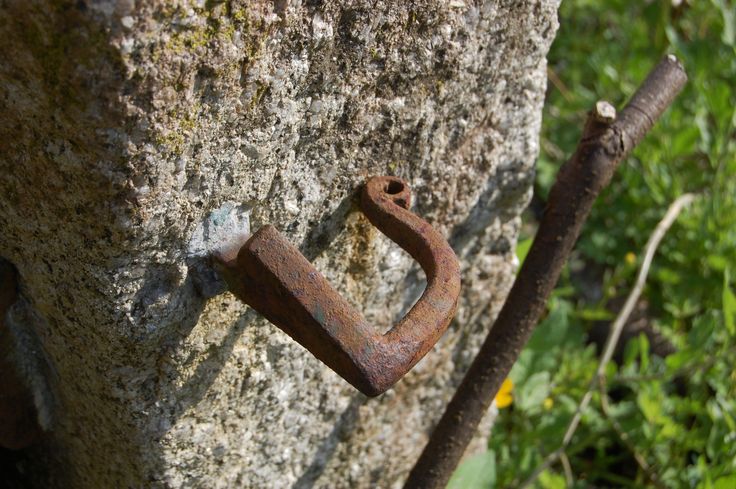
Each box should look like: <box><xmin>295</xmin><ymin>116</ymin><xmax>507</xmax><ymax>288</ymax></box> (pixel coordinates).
<box><xmin>215</xmin><ymin>176</ymin><xmax>461</xmax><ymax>396</ymax></box>
<box><xmin>403</xmin><ymin>55</ymin><xmax>688</xmax><ymax>489</ymax></box>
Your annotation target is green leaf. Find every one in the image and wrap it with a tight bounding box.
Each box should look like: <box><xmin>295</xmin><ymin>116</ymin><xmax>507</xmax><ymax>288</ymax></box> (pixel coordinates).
<box><xmin>516</xmin><ymin>371</ymin><xmax>552</xmax><ymax>413</ymax></box>
<box><xmin>688</xmin><ymin>314</ymin><xmax>717</xmax><ymax>349</ymax></box>
<box><xmin>447</xmin><ymin>450</ymin><xmax>496</xmax><ymax>489</ymax></box>
<box><xmin>638</xmin><ymin>385</ymin><xmax>664</xmax><ymax>424</ymax></box>
<box><xmin>707</xmin><ymin>254</ymin><xmax>730</xmax><ymax>272</ymax></box>
<box><xmin>712</xmin><ymin>0</ymin><xmax>735</xmax><ymax>46</ymax></box>
<box><xmin>538</xmin><ymin>470</ymin><xmax>566</xmax><ymax>489</ymax></box>
<box><xmin>665</xmin><ymin>350</ymin><xmax>691</xmax><ymax>371</ymax></box>
<box><xmin>622</xmin><ymin>339</ymin><xmax>640</xmax><ymax>370</ymax></box>
<box><xmin>722</xmin><ymin>269</ymin><xmax>736</xmax><ymax>335</ymax></box>
<box><xmin>529</xmin><ymin>299</ymin><xmax>572</xmax><ymax>349</ymax></box>
<box><xmin>515</xmin><ymin>237</ymin><xmax>533</xmax><ymax>268</ymax></box>
<box><xmin>716</xmin><ymin>396</ymin><xmax>736</xmax><ymax>432</ymax></box>
<box><xmin>713</xmin><ymin>474</ymin><xmax>736</xmax><ymax>489</ymax></box>
<box><xmin>670</xmin><ymin>124</ymin><xmax>701</xmax><ymax>155</ymax></box>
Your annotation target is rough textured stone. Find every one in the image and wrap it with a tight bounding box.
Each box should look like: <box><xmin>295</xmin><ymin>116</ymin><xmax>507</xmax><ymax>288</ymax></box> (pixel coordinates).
<box><xmin>0</xmin><ymin>0</ymin><xmax>559</xmax><ymax>487</ymax></box>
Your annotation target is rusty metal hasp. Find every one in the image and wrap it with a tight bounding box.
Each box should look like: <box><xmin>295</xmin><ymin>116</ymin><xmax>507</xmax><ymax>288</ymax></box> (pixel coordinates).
<box><xmin>215</xmin><ymin>176</ymin><xmax>461</xmax><ymax>396</ymax></box>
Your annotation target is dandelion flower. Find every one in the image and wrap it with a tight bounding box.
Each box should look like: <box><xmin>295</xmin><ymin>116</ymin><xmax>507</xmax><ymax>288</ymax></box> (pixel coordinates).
<box><xmin>495</xmin><ymin>378</ymin><xmax>513</xmax><ymax>408</ymax></box>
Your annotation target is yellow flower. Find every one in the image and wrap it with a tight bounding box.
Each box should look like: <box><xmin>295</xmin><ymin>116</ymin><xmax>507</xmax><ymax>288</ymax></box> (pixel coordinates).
<box><xmin>495</xmin><ymin>378</ymin><xmax>513</xmax><ymax>408</ymax></box>
<box><xmin>625</xmin><ymin>252</ymin><xmax>636</xmax><ymax>265</ymax></box>
<box><xmin>543</xmin><ymin>397</ymin><xmax>554</xmax><ymax>410</ymax></box>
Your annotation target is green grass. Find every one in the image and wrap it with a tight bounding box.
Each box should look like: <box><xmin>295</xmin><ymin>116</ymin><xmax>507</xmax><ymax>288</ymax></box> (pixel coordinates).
<box><xmin>450</xmin><ymin>1</ymin><xmax>736</xmax><ymax>488</ymax></box>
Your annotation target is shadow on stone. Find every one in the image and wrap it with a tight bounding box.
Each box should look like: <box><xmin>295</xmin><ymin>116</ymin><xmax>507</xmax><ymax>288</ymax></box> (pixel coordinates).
<box><xmin>291</xmin><ymin>394</ymin><xmax>366</xmax><ymax>489</ymax></box>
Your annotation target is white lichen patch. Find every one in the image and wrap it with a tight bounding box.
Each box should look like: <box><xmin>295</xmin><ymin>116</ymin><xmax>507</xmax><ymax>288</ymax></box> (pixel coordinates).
<box><xmin>188</xmin><ymin>201</ymin><xmax>252</xmax><ymax>259</ymax></box>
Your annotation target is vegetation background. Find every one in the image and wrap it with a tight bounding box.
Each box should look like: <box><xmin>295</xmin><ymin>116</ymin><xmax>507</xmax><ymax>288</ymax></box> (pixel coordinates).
<box><xmin>449</xmin><ymin>1</ymin><xmax>736</xmax><ymax>487</ymax></box>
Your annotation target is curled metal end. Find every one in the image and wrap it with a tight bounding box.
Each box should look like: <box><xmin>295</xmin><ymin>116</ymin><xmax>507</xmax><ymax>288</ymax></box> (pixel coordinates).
<box><xmin>216</xmin><ymin>176</ymin><xmax>461</xmax><ymax>396</ymax></box>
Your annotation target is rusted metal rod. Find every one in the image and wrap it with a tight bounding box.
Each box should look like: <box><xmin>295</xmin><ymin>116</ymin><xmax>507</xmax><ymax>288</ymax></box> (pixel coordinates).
<box><xmin>216</xmin><ymin>176</ymin><xmax>461</xmax><ymax>396</ymax></box>
<box><xmin>403</xmin><ymin>55</ymin><xmax>687</xmax><ymax>489</ymax></box>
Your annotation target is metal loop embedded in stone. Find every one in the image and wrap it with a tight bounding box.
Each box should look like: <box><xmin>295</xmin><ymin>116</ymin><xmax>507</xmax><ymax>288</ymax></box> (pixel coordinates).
<box><xmin>215</xmin><ymin>176</ymin><xmax>461</xmax><ymax>396</ymax></box>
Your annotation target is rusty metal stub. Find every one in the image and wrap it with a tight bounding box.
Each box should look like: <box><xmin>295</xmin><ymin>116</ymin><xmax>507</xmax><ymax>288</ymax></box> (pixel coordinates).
<box><xmin>215</xmin><ymin>176</ymin><xmax>461</xmax><ymax>396</ymax></box>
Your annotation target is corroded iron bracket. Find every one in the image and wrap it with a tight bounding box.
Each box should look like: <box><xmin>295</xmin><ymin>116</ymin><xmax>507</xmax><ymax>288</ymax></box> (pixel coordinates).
<box><xmin>215</xmin><ymin>176</ymin><xmax>461</xmax><ymax>396</ymax></box>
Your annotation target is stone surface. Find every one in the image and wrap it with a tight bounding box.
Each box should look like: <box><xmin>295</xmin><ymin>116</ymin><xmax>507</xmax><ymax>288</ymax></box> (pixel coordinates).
<box><xmin>0</xmin><ymin>0</ymin><xmax>558</xmax><ymax>487</ymax></box>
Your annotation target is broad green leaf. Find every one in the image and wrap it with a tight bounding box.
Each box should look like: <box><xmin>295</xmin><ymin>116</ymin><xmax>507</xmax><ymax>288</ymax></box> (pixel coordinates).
<box><xmin>707</xmin><ymin>254</ymin><xmax>730</xmax><ymax>272</ymax></box>
<box><xmin>447</xmin><ymin>450</ymin><xmax>496</xmax><ymax>489</ymax></box>
<box><xmin>529</xmin><ymin>299</ymin><xmax>572</xmax><ymax>349</ymax></box>
<box><xmin>665</xmin><ymin>350</ymin><xmax>692</xmax><ymax>371</ymax></box>
<box><xmin>638</xmin><ymin>386</ymin><xmax>664</xmax><ymax>424</ymax></box>
<box><xmin>516</xmin><ymin>371</ymin><xmax>551</xmax><ymax>413</ymax></box>
<box><xmin>713</xmin><ymin>474</ymin><xmax>736</xmax><ymax>489</ymax></box>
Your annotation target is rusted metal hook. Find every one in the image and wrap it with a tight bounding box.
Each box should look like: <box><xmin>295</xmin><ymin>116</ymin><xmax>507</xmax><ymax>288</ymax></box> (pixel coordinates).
<box><xmin>215</xmin><ymin>176</ymin><xmax>461</xmax><ymax>396</ymax></box>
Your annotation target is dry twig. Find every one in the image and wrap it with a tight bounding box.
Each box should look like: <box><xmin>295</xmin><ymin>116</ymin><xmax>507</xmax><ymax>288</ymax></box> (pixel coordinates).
<box><xmin>518</xmin><ymin>192</ymin><xmax>694</xmax><ymax>488</ymax></box>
